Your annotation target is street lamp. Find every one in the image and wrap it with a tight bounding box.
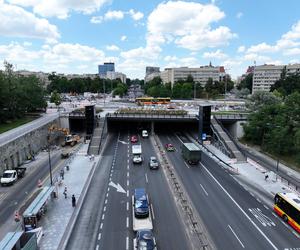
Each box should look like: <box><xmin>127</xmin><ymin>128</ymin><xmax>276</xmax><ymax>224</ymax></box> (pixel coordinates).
<box><xmin>47</xmin><ymin>135</ymin><xmax>53</xmax><ymax>186</ymax></box>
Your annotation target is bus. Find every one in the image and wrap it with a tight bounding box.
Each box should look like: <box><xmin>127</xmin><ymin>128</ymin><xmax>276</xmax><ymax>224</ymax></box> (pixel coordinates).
<box><xmin>135</xmin><ymin>97</ymin><xmax>171</xmax><ymax>105</ymax></box>
<box><xmin>274</xmin><ymin>192</ymin><xmax>300</xmax><ymax>233</ymax></box>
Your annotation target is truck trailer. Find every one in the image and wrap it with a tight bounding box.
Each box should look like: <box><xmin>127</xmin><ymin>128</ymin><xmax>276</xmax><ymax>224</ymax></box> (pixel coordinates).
<box><xmin>181</xmin><ymin>142</ymin><xmax>201</xmax><ymax>165</ymax></box>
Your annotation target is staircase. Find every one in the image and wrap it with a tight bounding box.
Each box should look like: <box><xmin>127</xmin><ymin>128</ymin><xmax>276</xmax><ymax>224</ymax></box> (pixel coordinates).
<box><xmin>211</xmin><ymin>117</ymin><xmax>246</xmax><ymax>163</ymax></box>
<box><xmin>88</xmin><ymin>117</ymin><xmax>106</xmax><ymax>155</ymax></box>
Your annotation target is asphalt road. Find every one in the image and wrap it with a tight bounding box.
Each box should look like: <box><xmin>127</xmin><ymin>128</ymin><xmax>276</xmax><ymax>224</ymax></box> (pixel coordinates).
<box><xmin>0</xmin><ymin>149</ymin><xmax>62</xmax><ymax>239</ymax></box>
<box><xmin>158</xmin><ymin>132</ymin><xmax>300</xmax><ymax>250</ymax></box>
<box><xmin>67</xmin><ymin>131</ymin><xmax>190</xmax><ymax>250</ymax></box>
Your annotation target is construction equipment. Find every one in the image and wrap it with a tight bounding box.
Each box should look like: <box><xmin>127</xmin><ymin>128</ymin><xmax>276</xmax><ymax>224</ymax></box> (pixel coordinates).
<box><xmin>61</xmin><ymin>134</ymin><xmax>80</xmax><ymax>147</ymax></box>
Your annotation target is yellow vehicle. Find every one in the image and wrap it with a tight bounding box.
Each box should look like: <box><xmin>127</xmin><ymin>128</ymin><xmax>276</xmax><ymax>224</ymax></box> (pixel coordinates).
<box><xmin>61</xmin><ymin>134</ymin><xmax>80</xmax><ymax>147</ymax></box>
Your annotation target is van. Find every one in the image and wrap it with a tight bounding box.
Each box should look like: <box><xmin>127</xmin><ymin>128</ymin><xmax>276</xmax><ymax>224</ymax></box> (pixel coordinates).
<box><xmin>142</xmin><ymin>130</ymin><xmax>148</xmax><ymax>138</ymax></box>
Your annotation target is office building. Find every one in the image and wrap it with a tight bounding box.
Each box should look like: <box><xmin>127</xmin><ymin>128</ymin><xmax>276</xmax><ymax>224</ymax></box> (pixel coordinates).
<box><xmin>106</xmin><ymin>71</ymin><xmax>127</xmax><ymax>83</ymax></box>
<box><xmin>144</xmin><ymin>66</ymin><xmax>160</xmax><ymax>83</ymax></box>
<box><xmin>98</xmin><ymin>62</ymin><xmax>115</xmax><ymax>77</ymax></box>
<box><xmin>252</xmin><ymin>64</ymin><xmax>300</xmax><ymax>93</ymax></box>
<box><xmin>160</xmin><ymin>64</ymin><xmax>226</xmax><ymax>87</ymax></box>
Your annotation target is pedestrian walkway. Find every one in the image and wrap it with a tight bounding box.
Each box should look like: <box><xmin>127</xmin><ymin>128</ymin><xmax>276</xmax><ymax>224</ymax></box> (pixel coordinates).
<box><xmin>205</xmin><ymin>144</ymin><xmax>300</xmax><ymax>197</ymax></box>
<box><xmin>38</xmin><ymin>143</ymin><xmax>100</xmax><ymax>250</ymax></box>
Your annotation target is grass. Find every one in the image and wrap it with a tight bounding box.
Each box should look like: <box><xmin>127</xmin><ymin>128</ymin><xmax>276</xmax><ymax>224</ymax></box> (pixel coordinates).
<box><xmin>0</xmin><ymin>117</ymin><xmax>36</xmax><ymax>134</ymax></box>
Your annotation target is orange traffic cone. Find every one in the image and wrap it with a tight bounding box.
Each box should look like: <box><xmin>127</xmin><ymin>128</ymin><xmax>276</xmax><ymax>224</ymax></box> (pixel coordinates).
<box><xmin>14</xmin><ymin>211</ymin><xmax>20</xmax><ymax>222</ymax></box>
<box><xmin>38</xmin><ymin>179</ymin><xmax>42</xmax><ymax>188</ymax></box>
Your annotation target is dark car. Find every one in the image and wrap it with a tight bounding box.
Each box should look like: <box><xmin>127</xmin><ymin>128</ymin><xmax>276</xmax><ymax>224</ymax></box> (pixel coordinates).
<box><xmin>134</xmin><ymin>230</ymin><xmax>156</xmax><ymax>250</ymax></box>
<box><xmin>134</xmin><ymin>188</ymin><xmax>149</xmax><ymax>218</ymax></box>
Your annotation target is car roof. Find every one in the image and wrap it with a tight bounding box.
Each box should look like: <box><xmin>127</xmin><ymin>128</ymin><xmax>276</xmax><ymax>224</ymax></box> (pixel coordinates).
<box><xmin>150</xmin><ymin>156</ymin><xmax>156</xmax><ymax>160</ymax></box>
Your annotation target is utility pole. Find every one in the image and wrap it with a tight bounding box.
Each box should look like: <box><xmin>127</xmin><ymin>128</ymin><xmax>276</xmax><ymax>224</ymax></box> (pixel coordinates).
<box><xmin>47</xmin><ymin>135</ymin><xmax>53</xmax><ymax>186</ymax></box>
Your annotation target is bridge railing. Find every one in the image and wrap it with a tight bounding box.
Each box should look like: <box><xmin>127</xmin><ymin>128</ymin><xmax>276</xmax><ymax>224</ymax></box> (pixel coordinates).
<box><xmin>106</xmin><ymin>113</ymin><xmax>197</xmax><ymax>119</ymax></box>
<box><xmin>213</xmin><ymin>113</ymin><xmax>249</xmax><ymax>120</ymax></box>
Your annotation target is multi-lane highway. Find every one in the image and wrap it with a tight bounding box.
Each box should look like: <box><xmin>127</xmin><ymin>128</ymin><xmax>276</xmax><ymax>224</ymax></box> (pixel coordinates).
<box><xmin>67</xmin><ymin>131</ymin><xmax>190</xmax><ymax>250</ymax></box>
<box><xmin>158</xmin><ymin>132</ymin><xmax>300</xmax><ymax>249</ymax></box>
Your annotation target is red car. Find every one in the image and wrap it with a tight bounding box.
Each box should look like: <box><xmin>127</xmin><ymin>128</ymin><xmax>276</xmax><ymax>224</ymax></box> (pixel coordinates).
<box><xmin>131</xmin><ymin>135</ymin><xmax>138</xmax><ymax>143</ymax></box>
<box><xmin>165</xmin><ymin>143</ymin><xmax>175</xmax><ymax>151</ymax></box>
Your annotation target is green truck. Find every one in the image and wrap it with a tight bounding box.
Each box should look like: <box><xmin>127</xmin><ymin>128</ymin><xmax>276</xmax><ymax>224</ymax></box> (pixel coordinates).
<box><xmin>181</xmin><ymin>142</ymin><xmax>201</xmax><ymax>165</ymax></box>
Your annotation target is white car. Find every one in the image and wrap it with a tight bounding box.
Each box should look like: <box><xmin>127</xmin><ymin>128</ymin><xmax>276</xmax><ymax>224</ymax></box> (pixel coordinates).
<box><xmin>133</xmin><ymin>155</ymin><xmax>143</xmax><ymax>164</ymax></box>
<box><xmin>142</xmin><ymin>130</ymin><xmax>148</xmax><ymax>138</ymax></box>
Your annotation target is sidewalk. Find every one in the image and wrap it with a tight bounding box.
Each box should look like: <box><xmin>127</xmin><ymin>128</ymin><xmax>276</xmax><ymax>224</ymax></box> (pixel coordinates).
<box><xmin>38</xmin><ymin>143</ymin><xmax>100</xmax><ymax>250</ymax></box>
<box><xmin>205</xmin><ymin>144</ymin><xmax>300</xmax><ymax>197</ymax></box>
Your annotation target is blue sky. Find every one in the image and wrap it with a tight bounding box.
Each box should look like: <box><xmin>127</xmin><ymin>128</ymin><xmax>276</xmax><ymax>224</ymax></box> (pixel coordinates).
<box><xmin>0</xmin><ymin>0</ymin><xmax>300</xmax><ymax>79</ymax></box>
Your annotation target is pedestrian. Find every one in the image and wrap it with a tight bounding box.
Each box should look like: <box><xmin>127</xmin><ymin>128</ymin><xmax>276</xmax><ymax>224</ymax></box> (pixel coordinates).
<box><xmin>60</xmin><ymin>169</ymin><xmax>64</xmax><ymax>180</ymax></box>
<box><xmin>265</xmin><ymin>173</ymin><xmax>269</xmax><ymax>181</ymax></box>
<box><xmin>63</xmin><ymin>186</ymin><xmax>68</xmax><ymax>199</ymax></box>
<box><xmin>72</xmin><ymin>194</ymin><xmax>76</xmax><ymax>207</ymax></box>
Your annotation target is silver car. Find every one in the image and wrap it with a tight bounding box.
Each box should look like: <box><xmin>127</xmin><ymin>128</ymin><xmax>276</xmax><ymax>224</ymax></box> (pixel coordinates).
<box><xmin>149</xmin><ymin>156</ymin><xmax>159</xmax><ymax>170</ymax></box>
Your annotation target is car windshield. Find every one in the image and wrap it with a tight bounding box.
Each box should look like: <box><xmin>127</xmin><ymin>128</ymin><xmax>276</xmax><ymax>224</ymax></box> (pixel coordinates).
<box><xmin>135</xmin><ymin>199</ymin><xmax>147</xmax><ymax>208</ymax></box>
<box><xmin>151</xmin><ymin>159</ymin><xmax>157</xmax><ymax>163</ymax></box>
<box><xmin>2</xmin><ymin>173</ymin><xmax>13</xmax><ymax>178</ymax></box>
<box><xmin>138</xmin><ymin>235</ymin><xmax>154</xmax><ymax>250</ymax></box>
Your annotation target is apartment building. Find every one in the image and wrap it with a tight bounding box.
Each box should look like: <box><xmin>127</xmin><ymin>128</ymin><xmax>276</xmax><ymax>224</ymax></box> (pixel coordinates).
<box><xmin>160</xmin><ymin>65</ymin><xmax>226</xmax><ymax>87</ymax></box>
<box><xmin>252</xmin><ymin>64</ymin><xmax>300</xmax><ymax>93</ymax></box>
<box><xmin>106</xmin><ymin>71</ymin><xmax>127</xmax><ymax>83</ymax></box>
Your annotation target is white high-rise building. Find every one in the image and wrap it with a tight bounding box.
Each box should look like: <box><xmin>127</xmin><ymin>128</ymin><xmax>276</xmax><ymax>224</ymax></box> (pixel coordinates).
<box><xmin>106</xmin><ymin>71</ymin><xmax>127</xmax><ymax>83</ymax></box>
<box><xmin>252</xmin><ymin>64</ymin><xmax>300</xmax><ymax>93</ymax></box>
<box><xmin>160</xmin><ymin>65</ymin><xmax>226</xmax><ymax>87</ymax></box>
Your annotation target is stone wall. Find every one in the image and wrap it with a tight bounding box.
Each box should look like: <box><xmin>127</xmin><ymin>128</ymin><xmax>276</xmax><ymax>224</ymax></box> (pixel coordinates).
<box><xmin>0</xmin><ymin>119</ymin><xmax>60</xmax><ymax>174</ymax></box>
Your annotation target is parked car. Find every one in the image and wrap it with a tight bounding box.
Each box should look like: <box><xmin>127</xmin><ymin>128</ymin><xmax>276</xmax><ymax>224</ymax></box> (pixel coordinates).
<box><xmin>134</xmin><ymin>229</ymin><xmax>157</xmax><ymax>250</ymax></box>
<box><xmin>149</xmin><ymin>156</ymin><xmax>159</xmax><ymax>170</ymax></box>
<box><xmin>131</xmin><ymin>135</ymin><xmax>138</xmax><ymax>143</ymax></box>
<box><xmin>134</xmin><ymin>188</ymin><xmax>149</xmax><ymax>218</ymax></box>
<box><xmin>165</xmin><ymin>143</ymin><xmax>175</xmax><ymax>152</ymax></box>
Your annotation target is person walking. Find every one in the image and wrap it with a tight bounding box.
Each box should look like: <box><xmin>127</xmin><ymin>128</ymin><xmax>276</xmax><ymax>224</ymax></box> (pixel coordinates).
<box><xmin>60</xmin><ymin>169</ymin><xmax>65</xmax><ymax>180</ymax></box>
<box><xmin>63</xmin><ymin>186</ymin><xmax>68</xmax><ymax>199</ymax></box>
<box><xmin>72</xmin><ymin>194</ymin><xmax>76</xmax><ymax>207</ymax></box>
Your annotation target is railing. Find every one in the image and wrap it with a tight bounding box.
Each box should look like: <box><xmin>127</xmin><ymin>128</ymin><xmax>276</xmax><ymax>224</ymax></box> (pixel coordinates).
<box><xmin>97</xmin><ymin>115</ymin><xmax>107</xmax><ymax>155</ymax></box>
<box><xmin>106</xmin><ymin>113</ymin><xmax>197</xmax><ymax>119</ymax></box>
<box><xmin>214</xmin><ymin>113</ymin><xmax>249</xmax><ymax>120</ymax></box>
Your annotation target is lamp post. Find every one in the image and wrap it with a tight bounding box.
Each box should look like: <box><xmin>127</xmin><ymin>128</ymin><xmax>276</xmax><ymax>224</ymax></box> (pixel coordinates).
<box><xmin>47</xmin><ymin>135</ymin><xmax>53</xmax><ymax>186</ymax></box>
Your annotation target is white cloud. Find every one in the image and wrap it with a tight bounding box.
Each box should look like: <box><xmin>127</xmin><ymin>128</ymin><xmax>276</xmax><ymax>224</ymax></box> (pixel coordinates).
<box><xmin>106</xmin><ymin>45</ymin><xmax>120</xmax><ymax>51</ymax></box>
<box><xmin>247</xmin><ymin>42</ymin><xmax>277</xmax><ymax>53</ymax></box>
<box><xmin>0</xmin><ymin>42</ymin><xmax>113</xmax><ymax>74</ymax></box>
<box><xmin>147</xmin><ymin>1</ymin><xmax>236</xmax><ymax>50</ymax></box>
<box><xmin>164</xmin><ymin>56</ymin><xmax>178</xmax><ymax>62</ymax></box>
<box><xmin>90</xmin><ymin>16</ymin><xmax>103</xmax><ymax>24</ymax></box>
<box><xmin>244</xmin><ymin>53</ymin><xmax>271</xmax><ymax>62</ymax></box>
<box><xmin>283</xmin><ymin>47</ymin><xmax>300</xmax><ymax>56</ymax></box>
<box><xmin>237</xmin><ymin>46</ymin><xmax>245</xmax><ymax>53</ymax></box>
<box><xmin>104</xmin><ymin>10</ymin><xmax>124</xmax><ymax>20</ymax></box>
<box><xmin>0</xmin><ymin>2</ymin><xmax>60</xmax><ymax>42</ymax></box>
<box><xmin>236</xmin><ymin>12</ymin><xmax>243</xmax><ymax>19</ymax></box>
<box><xmin>8</xmin><ymin>0</ymin><xmax>110</xmax><ymax>19</ymax></box>
<box><xmin>129</xmin><ymin>9</ymin><xmax>144</xmax><ymax>21</ymax></box>
<box><xmin>203</xmin><ymin>49</ymin><xmax>228</xmax><ymax>59</ymax></box>
<box><xmin>121</xmin><ymin>35</ymin><xmax>127</xmax><ymax>41</ymax></box>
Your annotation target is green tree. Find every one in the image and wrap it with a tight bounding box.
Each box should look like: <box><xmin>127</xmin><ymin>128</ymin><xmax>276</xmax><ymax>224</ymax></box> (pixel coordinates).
<box><xmin>237</xmin><ymin>73</ymin><xmax>253</xmax><ymax>93</ymax></box>
<box><xmin>246</xmin><ymin>91</ymin><xmax>281</xmax><ymax>111</ymax></box>
<box><xmin>50</xmin><ymin>90</ymin><xmax>61</xmax><ymax>106</ymax></box>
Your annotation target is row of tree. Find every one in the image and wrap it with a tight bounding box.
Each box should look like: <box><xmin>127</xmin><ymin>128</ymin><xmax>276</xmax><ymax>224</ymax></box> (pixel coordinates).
<box><xmin>144</xmin><ymin>76</ymin><xmax>234</xmax><ymax>99</ymax></box>
<box><xmin>0</xmin><ymin>62</ymin><xmax>47</xmax><ymax>124</ymax></box>
<box><xmin>47</xmin><ymin>73</ymin><xmax>128</xmax><ymax>95</ymax></box>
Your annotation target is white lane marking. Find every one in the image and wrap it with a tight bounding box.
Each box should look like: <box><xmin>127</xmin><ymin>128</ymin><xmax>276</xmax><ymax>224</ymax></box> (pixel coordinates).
<box><xmin>127</xmin><ymin>190</ymin><xmax>129</xmax><ymax>197</ymax></box>
<box><xmin>127</xmin><ymin>165</ymin><xmax>129</xmax><ymax>170</ymax></box>
<box><xmin>127</xmin><ymin>172</ymin><xmax>129</xmax><ymax>178</ymax></box>
<box><xmin>126</xmin><ymin>236</ymin><xmax>129</xmax><ymax>250</ymax></box>
<box><xmin>228</xmin><ymin>224</ymin><xmax>245</xmax><ymax>248</ymax></box>
<box><xmin>102</xmin><ymin>214</ymin><xmax>105</xmax><ymax>220</ymax></box>
<box><xmin>250</xmin><ymin>192</ymin><xmax>254</xmax><ymax>197</ymax></box>
<box><xmin>126</xmin><ymin>216</ymin><xmax>129</xmax><ymax>228</ymax></box>
<box><xmin>127</xmin><ymin>180</ymin><xmax>129</xmax><ymax>186</ymax></box>
<box><xmin>183</xmin><ymin>160</ymin><xmax>190</xmax><ymax>168</ymax></box>
<box><xmin>105</xmin><ymin>199</ymin><xmax>107</xmax><ymax>205</ymax></box>
<box><xmin>127</xmin><ymin>202</ymin><xmax>129</xmax><ymax>211</ymax></box>
<box><xmin>106</xmin><ymin>192</ymin><xmax>109</xmax><ymax>198</ymax></box>
<box><xmin>96</xmin><ymin>244</ymin><xmax>99</xmax><ymax>250</ymax></box>
<box><xmin>200</xmin><ymin>184</ymin><xmax>208</xmax><ymax>196</ymax></box>
<box><xmin>256</xmin><ymin>198</ymin><xmax>261</xmax><ymax>203</ymax></box>
<box><xmin>103</xmin><ymin>206</ymin><xmax>106</xmax><ymax>212</ymax></box>
<box><xmin>127</xmin><ymin>159</ymin><xmax>129</xmax><ymax>163</ymax></box>
<box><xmin>263</xmin><ymin>205</ymin><xmax>269</xmax><ymax>210</ymax></box>
<box><xmin>100</xmin><ymin>223</ymin><xmax>103</xmax><ymax>229</ymax></box>
<box><xmin>145</xmin><ymin>173</ymin><xmax>148</xmax><ymax>183</ymax></box>
<box><xmin>107</xmin><ymin>187</ymin><xmax>110</xmax><ymax>192</ymax></box>
<box><xmin>292</xmin><ymin>230</ymin><xmax>300</xmax><ymax>239</ymax></box>
<box><xmin>272</xmin><ymin>212</ymin><xmax>277</xmax><ymax>217</ymax></box>
<box><xmin>111</xmin><ymin>169</ymin><xmax>114</xmax><ymax>173</ymax></box>
<box><xmin>98</xmin><ymin>233</ymin><xmax>101</xmax><ymax>240</ymax></box>
<box><xmin>151</xmin><ymin>204</ymin><xmax>155</xmax><ymax>220</ymax></box>
<box><xmin>201</xmin><ymin>163</ymin><xmax>278</xmax><ymax>250</ymax></box>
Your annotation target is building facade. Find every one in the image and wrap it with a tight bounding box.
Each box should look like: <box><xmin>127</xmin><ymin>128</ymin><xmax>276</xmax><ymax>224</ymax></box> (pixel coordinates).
<box><xmin>98</xmin><ymin>62</ymin><xmax>115</xmax><ymax>77</ymax></box>
<box><xmin>144</xmin><ymin>66</ymin><xmax>160</xmax><ymax>83</ymax></box>
<box><xmin>160</xmin><ymin>65</ymin><xmax>226</xmax><ymax>87</ymax></box>
<box><xmin>106</xmin><ymin>71</ymin><xmax>127</xmax><ymax>83</ymax></box>
<box><xmin>252</xmin><ymin>64</ymin><xmax>300</xmax><ymax>93</ymax></box>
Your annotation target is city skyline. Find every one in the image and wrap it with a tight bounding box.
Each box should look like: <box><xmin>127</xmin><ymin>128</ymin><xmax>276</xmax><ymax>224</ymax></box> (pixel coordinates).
<box><xmin>0</xmin><ymin>0</ymin><xmax>300</xmax><ymax>79</ymax></box>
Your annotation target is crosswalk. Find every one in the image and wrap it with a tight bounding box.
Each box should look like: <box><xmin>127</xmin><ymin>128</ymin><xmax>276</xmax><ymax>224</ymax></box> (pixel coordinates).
<box><xmin>249</xmin><ymin>208</ymin><xmax>276</xmax><ymax>227</ymax></box>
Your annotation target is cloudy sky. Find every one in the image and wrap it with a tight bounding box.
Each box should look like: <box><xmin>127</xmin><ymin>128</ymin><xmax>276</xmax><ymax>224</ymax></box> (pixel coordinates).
<box><xmin>0</xmin><ymin>0</ymin><xmax>300</xmax><ymax>79</ymax></box>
